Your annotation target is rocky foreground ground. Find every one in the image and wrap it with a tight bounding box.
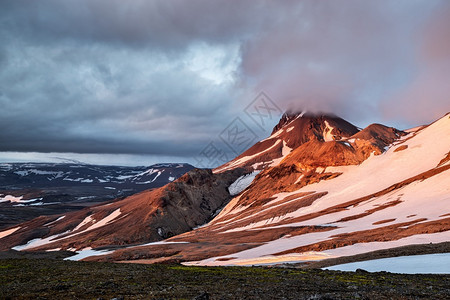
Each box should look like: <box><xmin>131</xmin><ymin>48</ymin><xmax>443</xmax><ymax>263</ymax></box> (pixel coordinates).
<box><xmin>0</xmin><ymin>256</ymin><xmax>448</xmax><ymax>299</ymax></box>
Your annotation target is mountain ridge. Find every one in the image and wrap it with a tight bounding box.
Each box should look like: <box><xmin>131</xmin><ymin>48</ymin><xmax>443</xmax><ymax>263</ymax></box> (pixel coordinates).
<box><xmin>1</xmin><ymin>112</ymin><xmax>449</xmax><ymax>268</ymax></box>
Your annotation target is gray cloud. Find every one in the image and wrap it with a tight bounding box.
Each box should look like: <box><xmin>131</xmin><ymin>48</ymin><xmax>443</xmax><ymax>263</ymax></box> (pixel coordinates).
<box><xmin>381</xmin><ymin>2</ymin><xmax>450</xmax><ymax>125</ymax></box>
<box><xmin>0</xmin><ymin>0</ymin><xmax>449</xmax><ymax>164</ymax></box>
<box><xmin>238</xmin><ymin>0</ymin><xmax>445</xmax><ymax>127</ymax></box>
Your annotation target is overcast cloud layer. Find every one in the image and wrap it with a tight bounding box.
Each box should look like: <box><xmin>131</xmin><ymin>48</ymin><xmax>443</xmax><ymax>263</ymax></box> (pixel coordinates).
<box><xmin>0</xmin><ymin>0</ymin><xmax>449</xmax><ymax>165</ymax></box>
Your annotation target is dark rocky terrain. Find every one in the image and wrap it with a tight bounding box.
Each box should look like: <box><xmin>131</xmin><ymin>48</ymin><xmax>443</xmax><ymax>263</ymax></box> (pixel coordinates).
<box><xmin>0</xmin><ymin>257</ymin><xmax>448</xmax><ymax>299</ymax></box>
<box><xmin>0</xmin><ymin>162</ymin><xmax>193</xmax><ymax>229</ymax></box>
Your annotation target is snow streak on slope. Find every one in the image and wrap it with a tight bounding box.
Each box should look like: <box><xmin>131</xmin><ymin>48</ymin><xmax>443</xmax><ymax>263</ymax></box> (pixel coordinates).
<box><xmin>12</xmin><ymin>209</ymin><xmax>122</xmax><ymax>251</ymax></box>
<box><xmin>214</xmin><ymin>140</ymin><xmax>281</xmax><ymax>172</ymax></box>
<box><xmin>0</xmin><ymin>227</ymin><xmax>21</xmax><ymax>239</ymax></box>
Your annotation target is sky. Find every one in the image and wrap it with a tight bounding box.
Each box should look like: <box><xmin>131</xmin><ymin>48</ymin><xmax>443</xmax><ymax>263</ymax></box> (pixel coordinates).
<box><xmin>0</xmin><ymin>0</ymin><xmax>449</xmax><ymax>167</ymax></box>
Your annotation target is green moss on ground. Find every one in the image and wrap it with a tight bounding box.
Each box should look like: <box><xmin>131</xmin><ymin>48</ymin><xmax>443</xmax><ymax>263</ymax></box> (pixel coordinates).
<box><xmin>0</xmin><ymin>258</ymin><xmax>449</xmax><ymax>299</ymax></box>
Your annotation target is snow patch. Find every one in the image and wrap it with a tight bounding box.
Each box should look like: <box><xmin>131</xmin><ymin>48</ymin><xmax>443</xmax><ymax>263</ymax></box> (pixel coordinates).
<box><xmin>184</xmin><ymin>252</ymin><xmax>335</xmax><ymax>266</ymax></box>
<box><xmin>73</xmin><ymin>215</ymin><xmax>95</xmax><ymax>232</ymax></box>
<box><xmin>0</xmin><ymin>227</ymin><xmax>21</xmax><ymax>239</ymax></box>
<box><xmin>316</xmin><ymin>167</ymin><xmax>325</xmax><ymax>173</ymax></box>
<box><xmin>269</xmin><ymin>140</ymin><xmax>293</xmax><ymax>167</ymax></box>
<box><xmin>294</xmin><ymin>174</ymin><xmax>304</xmax><ymax>184</ymax></box>
<box><xmin>44</xmin><ymin>216</ymin><xmax>66</xmax><ymax>227</ymax></box>
<box><xmin>82</xmin><ymin>209</ymin><xmax>121</xmax><ymax>232</ymax></box>
<box><xmin>64</xmin><ymin>248</ymin><xmax>115</xmax><ymax>261</ymax></box>
<box><xmin>0</xmin><ymin>195</ymin><xmax>23</xmax><ymax>203</ymax></box>
<box><xmin>12</xmin><ymin>231</ymin><xmax>71</xmax><ymax>251</ymax></box>
<box><xmin>323</xmin><ymin>121</ymin><xmax>335</xmax><ymax>142</ymax></box>
<box><xmin>0</xmin><ymin>195</ymin><xmax>42</xmax><ymax>204</ymax></box>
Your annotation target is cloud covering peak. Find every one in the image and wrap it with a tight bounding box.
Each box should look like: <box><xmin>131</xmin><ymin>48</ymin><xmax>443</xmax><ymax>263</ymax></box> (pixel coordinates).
<box><xmin>0</xmin><ymin>0</ymin><xmax>449</xmax><ymax>163</ymax></box>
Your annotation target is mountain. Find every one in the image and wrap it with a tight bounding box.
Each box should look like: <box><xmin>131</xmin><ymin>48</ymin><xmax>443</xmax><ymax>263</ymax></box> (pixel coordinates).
<box><xmin>1</xmin><ymin>113</ymin><xmax>449</xmax><ymax>268</ymax></box>
<box><xmin>213</xmin><ymin>112</ymin><xmax>401</xmax><ymax>173</ymax></box>
<box><xmin>0</xmin><ymin>163</ymin><xmax>194</xmax><ymax>190</ymax></box>
<box><xmin>0</xmin><ymin>168</ymin><xmax>244</xmax><ymax>251</ymax></box>
<box><xmin>0</xmin><ymin>163</ymin><xmax>194</xmax><ymax>229</ymax></box>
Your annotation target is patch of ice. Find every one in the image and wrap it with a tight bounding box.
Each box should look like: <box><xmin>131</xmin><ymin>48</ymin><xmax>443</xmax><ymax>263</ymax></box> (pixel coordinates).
<box><xmin>228</xmin><ymin>171</ymin><xmax>260</xmax><ymax>196</ymax></box>
<box><xmin>325</xmin><ymin>253</ymin><xmax>450</xmax><ymax>274</ymax></box>
<box><xmin>341</xmin><ymin>141</ymin><xmax>352</xmax><ymax>147</ymax></box>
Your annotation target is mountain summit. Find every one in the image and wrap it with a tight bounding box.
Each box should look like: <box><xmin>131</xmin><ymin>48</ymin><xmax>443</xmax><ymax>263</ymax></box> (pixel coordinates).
<box><xmin>214</xmin><ymin>111</ymin><xmax>403</xmax><ymax>173</ymax></box>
